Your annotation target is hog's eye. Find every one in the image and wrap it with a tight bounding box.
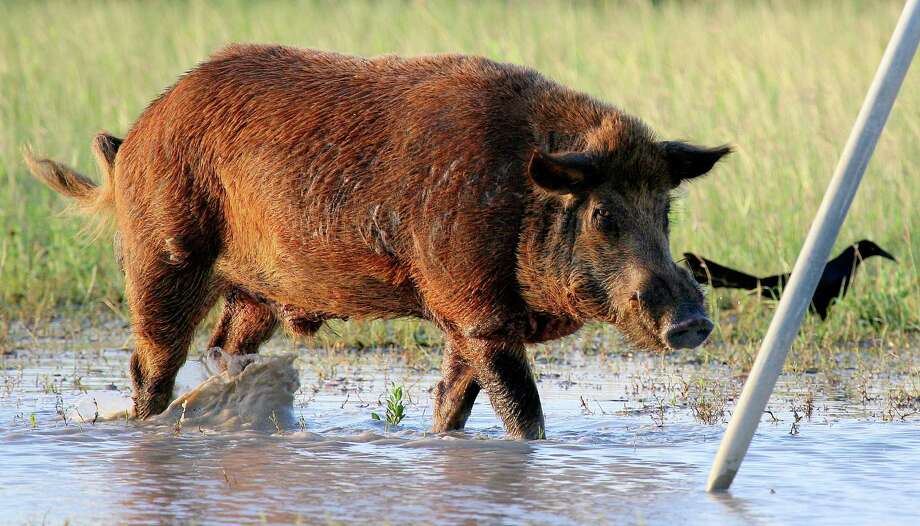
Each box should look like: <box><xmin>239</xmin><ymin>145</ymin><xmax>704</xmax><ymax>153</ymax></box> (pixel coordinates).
<box><xmin>592</xmin><ymin>208</ymin><xmax>618</xmax><ymax>234</ymax></box>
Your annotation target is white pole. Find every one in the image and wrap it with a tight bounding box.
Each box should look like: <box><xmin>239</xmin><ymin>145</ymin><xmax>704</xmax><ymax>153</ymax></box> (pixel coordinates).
<box><xmin>707</xmin><ymin>0</ymin><xmax>920</xmax><ymax>492</ymax></box>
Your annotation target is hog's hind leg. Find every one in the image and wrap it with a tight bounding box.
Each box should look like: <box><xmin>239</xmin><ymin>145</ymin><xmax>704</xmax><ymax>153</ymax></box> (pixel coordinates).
<box><xmin>206</xmin><ymin>289</ymin><xmax>278</xmax><ymax>372</ymax></box>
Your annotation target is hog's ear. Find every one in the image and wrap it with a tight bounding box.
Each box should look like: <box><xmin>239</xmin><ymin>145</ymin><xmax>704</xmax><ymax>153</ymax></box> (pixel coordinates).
<box><xmin>660</xmin><ymin>142</ymin><xmax>731</xmax><ymax>186</ymax></box>
<box><xmin>527</xmin><ymin>150</ymin><xmax>600</xmax><ymax>195</ymax></box>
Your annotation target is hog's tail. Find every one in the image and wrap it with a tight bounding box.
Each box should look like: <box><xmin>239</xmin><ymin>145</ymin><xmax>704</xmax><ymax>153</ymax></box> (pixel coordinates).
<box><xmin>23</xmin><ymin>132</ymin><xmax>122</xmax><ymax>215</ymax></box>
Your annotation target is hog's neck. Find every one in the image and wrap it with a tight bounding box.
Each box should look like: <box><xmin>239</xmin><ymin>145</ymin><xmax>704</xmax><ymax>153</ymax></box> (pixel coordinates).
<box><xmin>515</xmin><ymin>193</ymin><xmax>582</xmax><ymax>320</ymax></box>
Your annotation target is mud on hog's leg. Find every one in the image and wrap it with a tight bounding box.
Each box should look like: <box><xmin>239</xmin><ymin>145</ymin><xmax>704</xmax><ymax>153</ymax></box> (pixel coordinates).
<box><xmin>431</xmin><ymin>340</ymin><xmax>481</xmax><ymax>433</ymax></box>
<box><xmin>469</xmin><ymin>339</ymin><xmax>545</xmax><ymax>440</ymax></box>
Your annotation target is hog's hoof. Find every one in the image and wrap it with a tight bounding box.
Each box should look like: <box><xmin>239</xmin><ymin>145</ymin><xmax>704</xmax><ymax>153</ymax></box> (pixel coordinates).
<box><xmin>200</xmin><ymin>347</ymin><xmax>259</xmax><ymax>377</ymax></box>
<box><xmin>200</xmin><ymin>347</ymin><xmax>226</xmax><ymax>376</ymax></box>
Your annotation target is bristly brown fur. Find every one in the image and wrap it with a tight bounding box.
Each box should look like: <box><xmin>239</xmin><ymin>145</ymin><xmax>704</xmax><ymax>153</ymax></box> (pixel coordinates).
<box><xmin>26</xmin><ymin>44</ymin><xmax>729</xmax><ymax>438</ymax></box>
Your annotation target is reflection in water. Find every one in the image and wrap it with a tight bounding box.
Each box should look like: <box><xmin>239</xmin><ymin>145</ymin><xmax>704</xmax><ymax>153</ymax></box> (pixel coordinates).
<box><xmin>1</xmin><ymin>339</ymin><xmax>919</xmax><ymax>525</ymax></box>
<box><xmin>100</xmin><ymin>430</ymin><xmax>719</xmax><ymax>525</ymax></box>
<box><xmin>708</xmin><ymin>491</ymin><xmax>764</xmax><ymax>526</ymax></box>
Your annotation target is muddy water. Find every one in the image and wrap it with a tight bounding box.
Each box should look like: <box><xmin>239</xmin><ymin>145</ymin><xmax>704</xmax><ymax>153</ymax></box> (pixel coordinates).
<box><xmin>1</xmin><ymin>328</ymin><xmax>919</xmax><ymax>525</ymax></box>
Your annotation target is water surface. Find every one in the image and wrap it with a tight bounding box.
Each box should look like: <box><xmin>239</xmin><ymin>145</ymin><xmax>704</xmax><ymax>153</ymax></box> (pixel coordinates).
<box><xmin>1</xmin><ymin>326</ymin><xmax>918</xmax><ymax>525</ymax></box>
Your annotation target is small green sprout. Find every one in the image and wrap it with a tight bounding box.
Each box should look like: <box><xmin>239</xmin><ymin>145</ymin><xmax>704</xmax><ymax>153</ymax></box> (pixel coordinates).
<box><xmin>372</xmin><ymin>383</ymin><xmax>406</xmax><ymax>430</ymax></box>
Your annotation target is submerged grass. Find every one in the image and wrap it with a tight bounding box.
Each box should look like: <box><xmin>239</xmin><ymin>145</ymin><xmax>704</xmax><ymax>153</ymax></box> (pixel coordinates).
<box><xmin>1</xmin><ymin>1</ymin><xmax>917</xmax><ymax>357</ymax></box>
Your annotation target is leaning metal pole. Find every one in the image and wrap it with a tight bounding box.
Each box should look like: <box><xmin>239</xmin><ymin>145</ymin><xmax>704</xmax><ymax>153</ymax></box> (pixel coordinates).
<box><xmin>706</xmin><ymin>0</ymin><xmax>920</xmax><ymax>492</ymax></box>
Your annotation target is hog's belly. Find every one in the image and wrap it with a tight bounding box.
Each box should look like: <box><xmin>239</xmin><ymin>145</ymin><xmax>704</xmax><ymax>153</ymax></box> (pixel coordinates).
<box><xmin>214</xmin><ymin>246</ymin><xmax>424</xmax><ymax>321</ymax></box>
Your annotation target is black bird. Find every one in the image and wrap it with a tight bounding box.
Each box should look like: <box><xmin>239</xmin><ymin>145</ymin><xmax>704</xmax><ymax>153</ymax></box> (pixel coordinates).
<box><xmin>684</xmin><ymin>239</ymin><xmax>896</xmax><ymax>320</ymax></box>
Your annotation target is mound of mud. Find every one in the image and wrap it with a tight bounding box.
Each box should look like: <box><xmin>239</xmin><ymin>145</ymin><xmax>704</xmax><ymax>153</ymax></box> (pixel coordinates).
<box><xmin>72</xmin><ymin>354</ymin><xmax>300</xmax><ymax>432</ymax></box>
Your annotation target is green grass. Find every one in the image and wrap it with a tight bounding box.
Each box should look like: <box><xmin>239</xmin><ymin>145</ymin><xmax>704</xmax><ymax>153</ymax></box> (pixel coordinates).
<box><xmin>1</xmin><ymin>0</ymin><xmax>917</xmax><ymax>354</ymax></box>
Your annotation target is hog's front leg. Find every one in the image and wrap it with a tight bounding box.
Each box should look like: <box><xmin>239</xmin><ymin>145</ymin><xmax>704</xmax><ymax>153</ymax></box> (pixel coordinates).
<box><xmin>469</xmin><ymin>338</ymin><xmax>545</xmax><ymax>439</ymax></box>
<box><xmin>431</xmin><ymin>339</ymin><xmax>481</xmax><ymax>433</ymax></box>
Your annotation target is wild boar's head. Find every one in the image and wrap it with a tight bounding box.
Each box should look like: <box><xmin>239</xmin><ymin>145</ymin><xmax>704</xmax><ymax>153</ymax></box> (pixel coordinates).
<box><xmin>518</xmin><ymin>116</ymin><xmax>731</xmax><ymax>351</ymax></box>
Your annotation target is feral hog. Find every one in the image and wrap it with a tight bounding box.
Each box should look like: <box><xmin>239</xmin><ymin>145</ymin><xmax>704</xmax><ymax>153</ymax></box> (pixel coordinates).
<box><xmin>26</xmin><ymin>45</ymin><xmax>730</xmax><ymax>438</ymax></box>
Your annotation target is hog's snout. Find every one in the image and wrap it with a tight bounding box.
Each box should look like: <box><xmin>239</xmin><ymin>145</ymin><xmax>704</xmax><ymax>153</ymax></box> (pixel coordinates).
<box><xmin>662</xmin><ymin>304</ymin><xmax>713</xmax><ymax>349</ymax></box>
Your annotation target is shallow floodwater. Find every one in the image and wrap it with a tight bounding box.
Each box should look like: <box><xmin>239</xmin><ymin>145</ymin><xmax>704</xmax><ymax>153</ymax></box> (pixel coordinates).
<box><xmin>1</xmin><ymin>326</ymin><xmax>919</xmax><ymax>525</ymax></box>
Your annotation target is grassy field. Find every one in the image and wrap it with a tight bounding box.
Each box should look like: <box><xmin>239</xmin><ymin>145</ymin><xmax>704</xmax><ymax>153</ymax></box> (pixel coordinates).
<box><xmin>1</xmin><ymin>0</ymin><xmax>917</xmax><ymax>357</ymax></box>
